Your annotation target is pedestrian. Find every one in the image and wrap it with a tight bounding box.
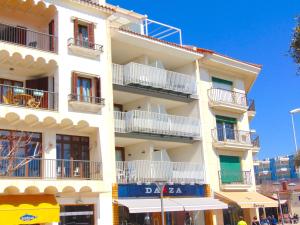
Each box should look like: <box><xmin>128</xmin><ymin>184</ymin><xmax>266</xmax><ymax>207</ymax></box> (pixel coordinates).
<box><xmin>251</xmin><ymin>216</ymin><xmax>260</xmax><ymax>225</ymax></box>
<box><xmin>184</xmin><ymin>212</ymin><xmax>192</xmax><ymax>225</ymax></box>
<box><xmin>270</xmin><ymin>215</ymin><xmax>277</xmax><ymax>225</ymax></box>
<box><xmin>237</xmin><ymin>216</ymin><xmax>247</xmax><ymax>225</ymax></box>
<box><xmin>260</xmin><ymin>216</ymin><xmax>270</xmax><ymax>225</ymax></box>
<box><xmin>289</xmin><ymin>212</ymin><xmax>293</xmax><ymax>224</ymax></box>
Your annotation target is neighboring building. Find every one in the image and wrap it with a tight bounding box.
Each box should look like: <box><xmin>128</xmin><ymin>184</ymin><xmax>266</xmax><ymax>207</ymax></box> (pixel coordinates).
<box><xmin>109</xmin><ymin>4</ymin><xmax>275</xmax><ymax>225</ymax></box>
<box><xmin>255</xmin><ymin>155</ymin><xmax>298</xmax><ymax>184</ymax></box>
<box><xmin>0</xmin><ymin>0</ymin><xmax>115</xmax><ymax>224</ymax></box>
<box><xmin>0</xmin><ymin>0</ymin><xmax>271</xmax><ymax>225</ymax></box>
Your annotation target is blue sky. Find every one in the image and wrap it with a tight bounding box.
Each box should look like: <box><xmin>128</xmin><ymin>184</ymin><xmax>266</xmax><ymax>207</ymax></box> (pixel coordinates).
<box><xmin>107</xmin><ymin>0</ymin><xmax>300</xmax><ymax>159</ymax></box>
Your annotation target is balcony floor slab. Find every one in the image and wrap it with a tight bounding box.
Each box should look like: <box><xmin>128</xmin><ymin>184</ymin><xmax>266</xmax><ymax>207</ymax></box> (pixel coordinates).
<box><xmin>115</xmin><ymin>132</ymin><xmax>199</xmax><ymax>144</ymax></box>
<box><xmin>114</xmin><ymin>84</ymin><xmax>197</xmax><ymax>103</ymax></box>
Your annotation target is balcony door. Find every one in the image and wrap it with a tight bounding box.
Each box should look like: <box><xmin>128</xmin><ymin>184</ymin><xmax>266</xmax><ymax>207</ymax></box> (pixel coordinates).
<box><xmin>216</xmin><ymin>115</ymin><xmax>237</xmax><ymax>141</ymax></box>
<box><xmin>72</xmin><ymin>73</ymin><xmax>101</xmax><ymax>103</ymax></box>
<box><xmin>220</xmin><ymin>155</ymin><xmax>242</xmax><ymax>184</ymax></box>
<box><xmin>212</xmin><ymin>77</ymin><xmax>234</xmax><ymax>103</ymax></box>
<box><xmin>74</xmin><ymin>19</ymin><xmax>94</xmax><ymax>48</ymax></box>
<box><xmin>26</xmin><ymin>77</ymin><xmax>50</xmax><ymax>109</ymax></box>
<box><xmin>212</xmin><ymin>77</ymin><xmax>233</xmax><ymax>90</ymax></box>
<box><xmin>56</xmin><ymin>135</ymin><xmax>89</xmax><ymax>178</ymax></box>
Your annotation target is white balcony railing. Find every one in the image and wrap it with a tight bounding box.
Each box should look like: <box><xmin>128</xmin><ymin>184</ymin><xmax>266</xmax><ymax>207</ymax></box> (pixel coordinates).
<box><xmin>208</xmin><ymin>88</ymin><xmax>247</xmax><ymax>107</ymax></box>
<box><xmin>116</xmin><ymin>160</ymin><xmax>204</xmax><ymax>184</ymax></box>
<box><xmin>112</xmin><ymin>62</ymin><xmax>197</xmax><ymax>95</ymax></box>
<box><xmin>114</xmin><ymin>110</ymin><xmax>201</xmax><ymax>138</ymax></box>
<box><xmin>212</xmin><ymin>128</ymin><xmax>260</xmax><ymax>148</ymax></box>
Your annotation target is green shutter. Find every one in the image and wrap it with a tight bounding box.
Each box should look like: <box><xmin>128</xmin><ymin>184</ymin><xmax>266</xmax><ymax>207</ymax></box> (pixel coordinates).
<box><xmin>216</xmin><ymin>115</ymin><xmax>237</xmax><ymax>124</ymax></box>
<box><xmin>219</xmin><ymin>155</ymin><xmax>242</xmax><ymax>184</ymax></box>
<box><xmin>212</xmin><ymin>77</ymin><xmax>233</xmax><ymax>86</ymax></box>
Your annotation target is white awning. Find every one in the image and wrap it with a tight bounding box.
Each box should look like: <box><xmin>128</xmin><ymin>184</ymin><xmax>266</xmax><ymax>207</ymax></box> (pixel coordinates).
<box><xmin>171</xmin><ymin>197</ymin><xmax>228</xmax><ymax>211</ymax></box>
<box><xmin>115</xmin><ymin>197</ymin><xmax>227</xmax><ymax>213</ymax></box>
<box><xmin>115</xmin><ymin>198</ymin><xmax>183</xmax><ymax>213</ymax></box>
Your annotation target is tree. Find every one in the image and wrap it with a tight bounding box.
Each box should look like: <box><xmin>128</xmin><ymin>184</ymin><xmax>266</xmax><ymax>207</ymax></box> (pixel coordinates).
<box><xmin>294</xmin><ymin>151</ymin><xmax>300</xmax><ymax>171</ymax></box>
<box><xmin>0</xmin><ymin>131</ymin><xmax>41</xmax><ymax>176</ymax></box>
<box><xmin>290</xmin><ymin>16</ymin><xmax>300</xmax><ymax>73</ymax></box>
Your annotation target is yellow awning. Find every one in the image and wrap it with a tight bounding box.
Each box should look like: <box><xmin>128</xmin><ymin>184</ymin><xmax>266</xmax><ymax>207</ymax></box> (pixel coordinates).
<box><xmin>0</xmin><ymin>194</ymin><xmax>60</xmax><ymax>225</ymax></box>
<box><xmin>215</xmin><ymin>191</ymin><xmax>278</xmax><ymax>208</ymax></box>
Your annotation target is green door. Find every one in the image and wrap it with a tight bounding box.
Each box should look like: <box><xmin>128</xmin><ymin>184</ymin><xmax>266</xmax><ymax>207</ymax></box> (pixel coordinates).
<box><xmin>219</xmin><ymin>155</ymin><xmax>242</xmax><ymax>184</ymax></box>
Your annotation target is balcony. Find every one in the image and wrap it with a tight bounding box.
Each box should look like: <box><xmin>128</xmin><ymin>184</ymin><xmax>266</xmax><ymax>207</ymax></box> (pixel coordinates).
<box><xmin>116</xmin><ymin>160</ymin><xmax>204</xmax><ymax>184</ymax></box>
<box><xmin>218</xmin><ymin>170</ymin><xmax>252</xmax><ymax>190</ymax></box>
<box><xmin>0</xmin><ymin>157</ymin><xmax>102</xmax><ymax>180</ymax></box>
<box><xmin>68</xmin><ymin>94</ymin><xmax>105</xmax><ymax>113</ymax></box>
<box><xmin>114</xmin><ymin>110</ymin><xmax>201</xmax><ymax>141</ymax></box>
<box><xmin>68</xmin><ymin>38</ymin><xmax>103</xmax><ymax>58</ymax></box>
<box><xmin>212</xmin><ymin>128</ymin><xmax>259</xmax><ymax>151</ymax></box>
<box><xmin>0</xmin><ymin>84</ymin><xmax>58</xmax><ymax>111</ymax></box>
<box><xmin>207</xmin><ymin>88</ymin><xmax>248</xmax><ymax>113</ymax></box>
<box><xmin>259</xmin><ymin>170</ymin><xmax>271</xmax><ymax>177</ymax></box>
<box><xmin>248</xmin><ymin>99</ymin><xmax>256</xmax><ymax>120</ymax></box>
<box><xmin>112</xmin><ymin>63</ymin><xmax>197</xmax><ymax>102</ymax></box>
<box><xmin>0</xmin><ymin>23</ymin><xmax>57</xmax><ymax>53</ymax></box>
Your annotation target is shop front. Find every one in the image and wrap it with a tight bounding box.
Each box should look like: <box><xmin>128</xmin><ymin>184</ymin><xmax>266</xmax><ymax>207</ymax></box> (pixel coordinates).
<box><xmin>114</xmin><ymin>183</ymin><xmax>227</xmax><ymax>225</ymax></box>
<box><xmin>216</xmin><ymin>192</ymin><xmax>278</xmax><ymax>225</ymax></box>
<box><xmin>59</xmin><ymin>204</ymin><xmax>95</xmax><ymax>225</ymax></box>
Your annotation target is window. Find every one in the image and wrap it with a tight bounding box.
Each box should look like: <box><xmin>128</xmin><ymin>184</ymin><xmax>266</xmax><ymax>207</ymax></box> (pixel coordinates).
<box><xmin>219</xmin><ymin>155</ymin><xmax>242</xmax><ymax>184</ymax></box>
<box><xmin>0</xmin><ymin>129</ymin><xmax>42</xmax><ymax>177</ymax></box>
<box><xmin>212</xmin><ymin>77</ymin><xmax>233</xmax><ymax>91</ymax></box>
<box><xmin>71</xmin><ymin>72</ymin><xmax>101</xmax><ymax>103</ymax></box>
<box><xmin>216</xmin><ymin>115</ymin><xmax>237</xmax><ymax>141</ymax></box>
<box><xmin>73</xmin><ymin>18</ymin><xmax>95</xmax><ymax>48</ymax></box>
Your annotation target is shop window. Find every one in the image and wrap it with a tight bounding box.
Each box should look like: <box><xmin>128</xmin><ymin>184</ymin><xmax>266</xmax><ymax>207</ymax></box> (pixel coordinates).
<box><xmin>60</xmin><ymin>204</ymin><xmax>94</xmax><ymax>225</ymax></box>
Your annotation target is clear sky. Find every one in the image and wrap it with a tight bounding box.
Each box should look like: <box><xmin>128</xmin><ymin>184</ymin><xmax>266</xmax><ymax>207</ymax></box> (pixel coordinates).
<box><xmin>107</xmin><ymin>0</ymin><xmax>300</xmax><ymax>159</ymax></box>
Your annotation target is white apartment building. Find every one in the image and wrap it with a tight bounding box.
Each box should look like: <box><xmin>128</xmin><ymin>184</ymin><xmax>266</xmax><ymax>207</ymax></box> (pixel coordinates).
<box><xmin>108</xmin><ymin>5</ymin><xmax>277</xmax><ymax>225</ymax></box>
<box><xmin>0</xmin><ymin>0</ymin><xmax>277</xmax><ymax>225</ymax></box>
<box><xmin>0</xmin><ymin>0</ymin><xmax>115</xmax><ymax>224</ymax></box>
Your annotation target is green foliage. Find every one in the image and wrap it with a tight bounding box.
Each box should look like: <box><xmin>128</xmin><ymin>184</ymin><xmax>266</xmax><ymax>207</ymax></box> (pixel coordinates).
<box><xmin>291</xmin><ymin>17</ymin><xmax>300</xmax><ymax>73</ymax></box>
<box><xmin>294</xmin><ymin>150</ymin><xmax>300</xmax><ymax>168</ymax></box>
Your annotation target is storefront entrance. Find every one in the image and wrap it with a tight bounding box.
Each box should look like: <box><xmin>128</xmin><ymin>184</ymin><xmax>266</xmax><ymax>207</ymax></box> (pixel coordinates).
<box><xmin>223</xmin><ymin>204</ymin><xmax>243</xmax><ymax>225</ymax></box>
<box><xmin>60</xmin><ymin>204</ymin><xmax>94</xmax><ymax>225</ymax></box>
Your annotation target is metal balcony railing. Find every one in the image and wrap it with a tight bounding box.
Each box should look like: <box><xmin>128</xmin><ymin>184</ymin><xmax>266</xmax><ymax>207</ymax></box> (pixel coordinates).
<box><xmin>112</xmin><ymin>63</ymin><xmax>197</xmax><ymax>95</ymax></box>
<box><xmin>218</xmin><ymin>170</ymin><xmax>252</xmax><ymax>185</ymax></box>
<box><xmin>0</xmin><ymin>157</ymin><xmax>102</xmax><ymax>180</ymax></box>
<box><xmin>68</xmin><ymin>38</ymin><xmax>103</xmax><ymax>52</ymax></box>
<box><xmin>248</xmin><ymin>99</ymin><xmax>256</xmax><ymax>111</ymax></box>
<box><xmin>0</xmin><ymin>23</ymin><xmax>57</xmax><ymax>53</ymax></box>
<box><xmin>116</xmin><ymin>160</ymin><xmax>204</xmax><ymax>184</ymax></box>
<box><xmin>208</xmin><ymin>88</ymin><xmax>247</xmax><ymax>107</ymax></box>
<box><xmin>0</xmin><ymin>84</ymin><xmax>58</xmax><ymax>111</ymax></box>
<box><xmin>68</xmin><ymin>94</ymin><xmax>105</xmax><ymax>105</ymax></box>
<box><xmin>212</xmin><ymin>128</ymin><xmax>259</xmax><ymax>147</ymax></box>
<box><xmin>114</xmin><ymin>110</ymin><xmax>201</xmax><ymax>138</ymax></box>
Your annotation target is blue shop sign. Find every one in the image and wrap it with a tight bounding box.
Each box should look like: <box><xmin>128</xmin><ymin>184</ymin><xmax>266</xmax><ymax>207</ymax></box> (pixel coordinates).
<box><xmin>118</xmin><ymin>183</ymin><xmax>205</xmax><ymax>198</ymax></box>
